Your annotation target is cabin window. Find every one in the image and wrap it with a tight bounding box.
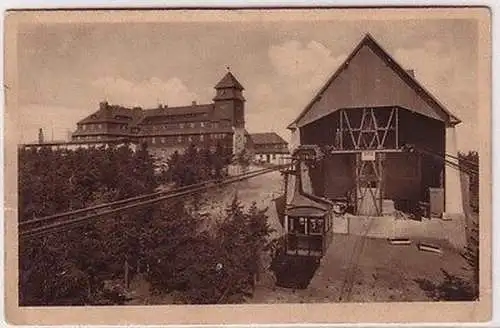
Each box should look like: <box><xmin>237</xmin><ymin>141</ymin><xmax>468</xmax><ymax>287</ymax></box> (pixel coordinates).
<box><xmin>309</xmin><ymin>218</ymin><xmax>324</xmax><ymax>235</ymax></box>
<box><xmin>289</xmin><ymin>217</ymin><xmax>307</xmax><ymax>235</ymax></box>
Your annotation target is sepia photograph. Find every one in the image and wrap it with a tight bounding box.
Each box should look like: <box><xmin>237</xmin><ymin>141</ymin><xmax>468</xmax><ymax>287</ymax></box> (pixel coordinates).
<box><xmin>3</xmin><ymin>7</ymin><xmax>492</xmax><ymax>325</ymax></box>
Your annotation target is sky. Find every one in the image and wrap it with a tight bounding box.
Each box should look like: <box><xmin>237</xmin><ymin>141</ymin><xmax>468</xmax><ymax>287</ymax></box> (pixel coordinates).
<box><xmin>16</xmin><ymin>17</ymin><xmax>479</xmax><ymax>151</ymax></box>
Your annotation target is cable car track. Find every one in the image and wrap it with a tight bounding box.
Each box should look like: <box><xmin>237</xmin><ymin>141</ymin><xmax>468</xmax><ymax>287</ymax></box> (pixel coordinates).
<box><xmin>19</xmin><ymin>165</ymin><xmax>289</xmax><ymax>239</ymax></box>
<box><xmin>337</xmin><ymin>216</ymin><xmax>375</xmax><ymax>302</ymax></box>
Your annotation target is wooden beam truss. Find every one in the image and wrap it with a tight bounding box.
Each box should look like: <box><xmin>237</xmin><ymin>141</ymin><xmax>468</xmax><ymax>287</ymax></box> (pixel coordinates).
<box><xmin>338</xmin><ymin>107</ymin><xmax>399</xmax><ymax>151</ymax></box>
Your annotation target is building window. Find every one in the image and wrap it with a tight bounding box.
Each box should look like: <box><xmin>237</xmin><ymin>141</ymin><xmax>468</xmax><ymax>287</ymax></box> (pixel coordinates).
<box><xmin>200</xmin><ymin>122</ymin><xmax>205</xmax><ymax>128</ymax></box>
<box><xmin>189</xmin><ymin>123</ymin><xmax>195</xmax><ymax>128</ymax></box>
<box><xmin>188</xmin><ymin>136</ymin><xmax>193</xmax><ymax>142</ymax></box>
<box><xmin>272</xmin><ymin>154</ymin><xmax>276</xmax><ymax>160</ymax></box>
<box><xmin>178</xmin><ymin>136</ymin><xmax>182</xmax><ymax>143</ymax></box>
<box><xmin>161</xmin><ymin>137</ymin><xmax>165</xmax><ymax>144</ymax></box>
<box><xmin>152</xmin><ymin>137</ymin><xmax>156</xmax><ymax>144</ymax></box>
<box><xmin>98</xmin><ymin>124</ymin><xmax>103</xmax><ymax>129</ymax></box>
<box><xmin>180</xmin><ymin>123</ymin><xmax>185</xmax><ymax>129</ymax></box>
<box><xmin>200</xmin><ymin>135</ymin><xmax>204</xmax><ymax>141</ymax></box>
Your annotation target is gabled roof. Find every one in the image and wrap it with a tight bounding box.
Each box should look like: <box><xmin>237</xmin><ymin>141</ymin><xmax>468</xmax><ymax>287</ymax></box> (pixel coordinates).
<box><xmin>250</xmin><ymin>132</ymin><xmax>288</xmax><ymax>145</ymax></box>
<box><xmin>215</xmin><ymin>71</ymin><xmax>244</xmax><ymax>90</ymax></box>
<box><xmin>288</xmin><ymin>33</ymin><xmax>461</xmax><ymax>129</ymax></box>
<box><xmin>78</xmin><ymin>104</ymin><xmax>143</xmax><ymax>124</ymax></box>
<box><xmin>137</xmin><ymin>103</ymin><xmax>215</xmax><ymax>124</ymax></box>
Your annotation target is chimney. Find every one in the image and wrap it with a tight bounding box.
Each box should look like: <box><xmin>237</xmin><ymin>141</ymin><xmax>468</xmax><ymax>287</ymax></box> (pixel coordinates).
<box><xmin>38</xmin><ymin>128</ymin><xmax>44</xmax><ymax>144</ymax></box>
<box><xmin>99</xmin><ymin>101</ymin><xmax>109</xmax><ymax>110</ymax></box>
<box><xmin>192</xmin><ymin>100</ymin><xmax>197</xmax><ymax>106</ymax></box>
<box><xmin>406</xmin><ymin>69</ymin><xmax>415</xmax><ymax>78</ymax></box>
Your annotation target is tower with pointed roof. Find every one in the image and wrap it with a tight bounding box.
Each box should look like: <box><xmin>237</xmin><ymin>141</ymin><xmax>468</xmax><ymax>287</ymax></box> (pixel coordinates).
<box><xmin>213</xmin><ymin>71</ymin><xmax>245</xmax><ymax>128</ymax></box>
<box><xmin>213</xmin><ymin>71</ymin><xmax>247</xmax><ymax>155</ymax></box>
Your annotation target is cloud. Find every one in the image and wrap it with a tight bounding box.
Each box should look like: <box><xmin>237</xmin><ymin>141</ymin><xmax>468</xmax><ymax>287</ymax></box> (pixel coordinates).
<box><xmin>242</xmin><ymin>40</ymin><xmax>347</xmax><ymax>141</ymax></box>
<box><xmin>269</xmin><ymin>40</ymin><xmax>341</xmax><ymax>77</ymax></box>
<box><xmin>91</xmin><ymin>76</ymin><xmax>199</xmax><ymax>108</ymax></box>
<box><xmin>394</xmin><ymin>40</ymin><xmax>478</xmax><ymax>151</ymax></box>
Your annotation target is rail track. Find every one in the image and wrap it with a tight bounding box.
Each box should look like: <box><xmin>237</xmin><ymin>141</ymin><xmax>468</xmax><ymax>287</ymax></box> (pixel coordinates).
<box><xmin>19</xmin><ymin>165</ymin><xmax>289</xmax><ymax>239</ymax></box>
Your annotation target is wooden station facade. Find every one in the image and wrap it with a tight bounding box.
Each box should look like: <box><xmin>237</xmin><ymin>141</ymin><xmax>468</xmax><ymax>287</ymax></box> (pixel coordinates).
<box><xmin>287</xmin><ymin>34</ymin><xmax>463</xmax><ymax>216</ymax></box>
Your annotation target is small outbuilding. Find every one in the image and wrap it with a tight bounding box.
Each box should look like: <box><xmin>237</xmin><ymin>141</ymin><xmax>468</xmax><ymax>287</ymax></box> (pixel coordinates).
<box><xmin>249</xmin><ymin>132</ymin><xmax>290</xmax><ymax>165</ymax></box>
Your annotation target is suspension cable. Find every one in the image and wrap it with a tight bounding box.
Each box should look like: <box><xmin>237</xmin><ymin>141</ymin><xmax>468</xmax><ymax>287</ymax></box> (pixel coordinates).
<box><xmin>20</xmin><ymin>165</ymin><xmax>288</xmax><ymax>239</ymax></box>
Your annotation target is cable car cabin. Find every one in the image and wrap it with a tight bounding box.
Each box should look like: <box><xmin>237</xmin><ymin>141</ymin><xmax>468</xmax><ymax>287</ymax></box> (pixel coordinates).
<box><xmin>285</xmin><ymin>196</ymin><xmax>333</xmax><ymax>257</ymax></box>
<box><xmin>282</xmin><ymin>146</ymin><xmax>334</xmax><ymax>258</ymax></box>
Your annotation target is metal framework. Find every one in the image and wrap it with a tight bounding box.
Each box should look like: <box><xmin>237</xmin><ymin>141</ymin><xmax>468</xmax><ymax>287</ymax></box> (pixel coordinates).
<box><xmin>355</xmin><ymin>154</ymin><xmax>384</xmax><ymax>216</ymax></box>
<box><xmin>335</xmin><ymin>107</ymin><xmax>400</xmax><ymax>216</ymax></box>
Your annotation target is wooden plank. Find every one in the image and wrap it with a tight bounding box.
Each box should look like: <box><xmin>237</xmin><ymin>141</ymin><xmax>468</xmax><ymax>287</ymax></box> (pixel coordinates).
<box><xmin>388</xmin><ymin>238</ymin><xmax>411</xmax><ymax>245</ymax></box>
<box><xmin>417</xmin><ymin>243</ymin><xmax>443</xmax><ymax>254</ymax></box>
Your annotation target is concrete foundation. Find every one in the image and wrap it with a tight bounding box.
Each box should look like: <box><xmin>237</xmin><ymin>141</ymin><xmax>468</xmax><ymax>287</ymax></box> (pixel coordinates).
<box><xmin>445</xmin><ymin>126</ymin><xmax>464</xmax><ymax>215</ymax></box>
<box><xmin>343</xmin><ymin>214</ymin><xmax>467</xmax><ymax>250</ymax></box>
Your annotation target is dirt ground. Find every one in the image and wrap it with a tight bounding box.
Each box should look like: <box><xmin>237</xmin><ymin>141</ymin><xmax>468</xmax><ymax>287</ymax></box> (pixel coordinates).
<box><xmin>251</xmin><ymin>233</ymin><xmax>468</xmax><ymax>303</ymax></box>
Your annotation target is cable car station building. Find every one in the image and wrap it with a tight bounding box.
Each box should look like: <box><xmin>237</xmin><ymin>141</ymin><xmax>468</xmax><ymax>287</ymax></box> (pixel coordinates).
<box><xmin>287</xmin><ymin>34</ymin><xmax>464</xmax><ymax>218</ymax></box>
